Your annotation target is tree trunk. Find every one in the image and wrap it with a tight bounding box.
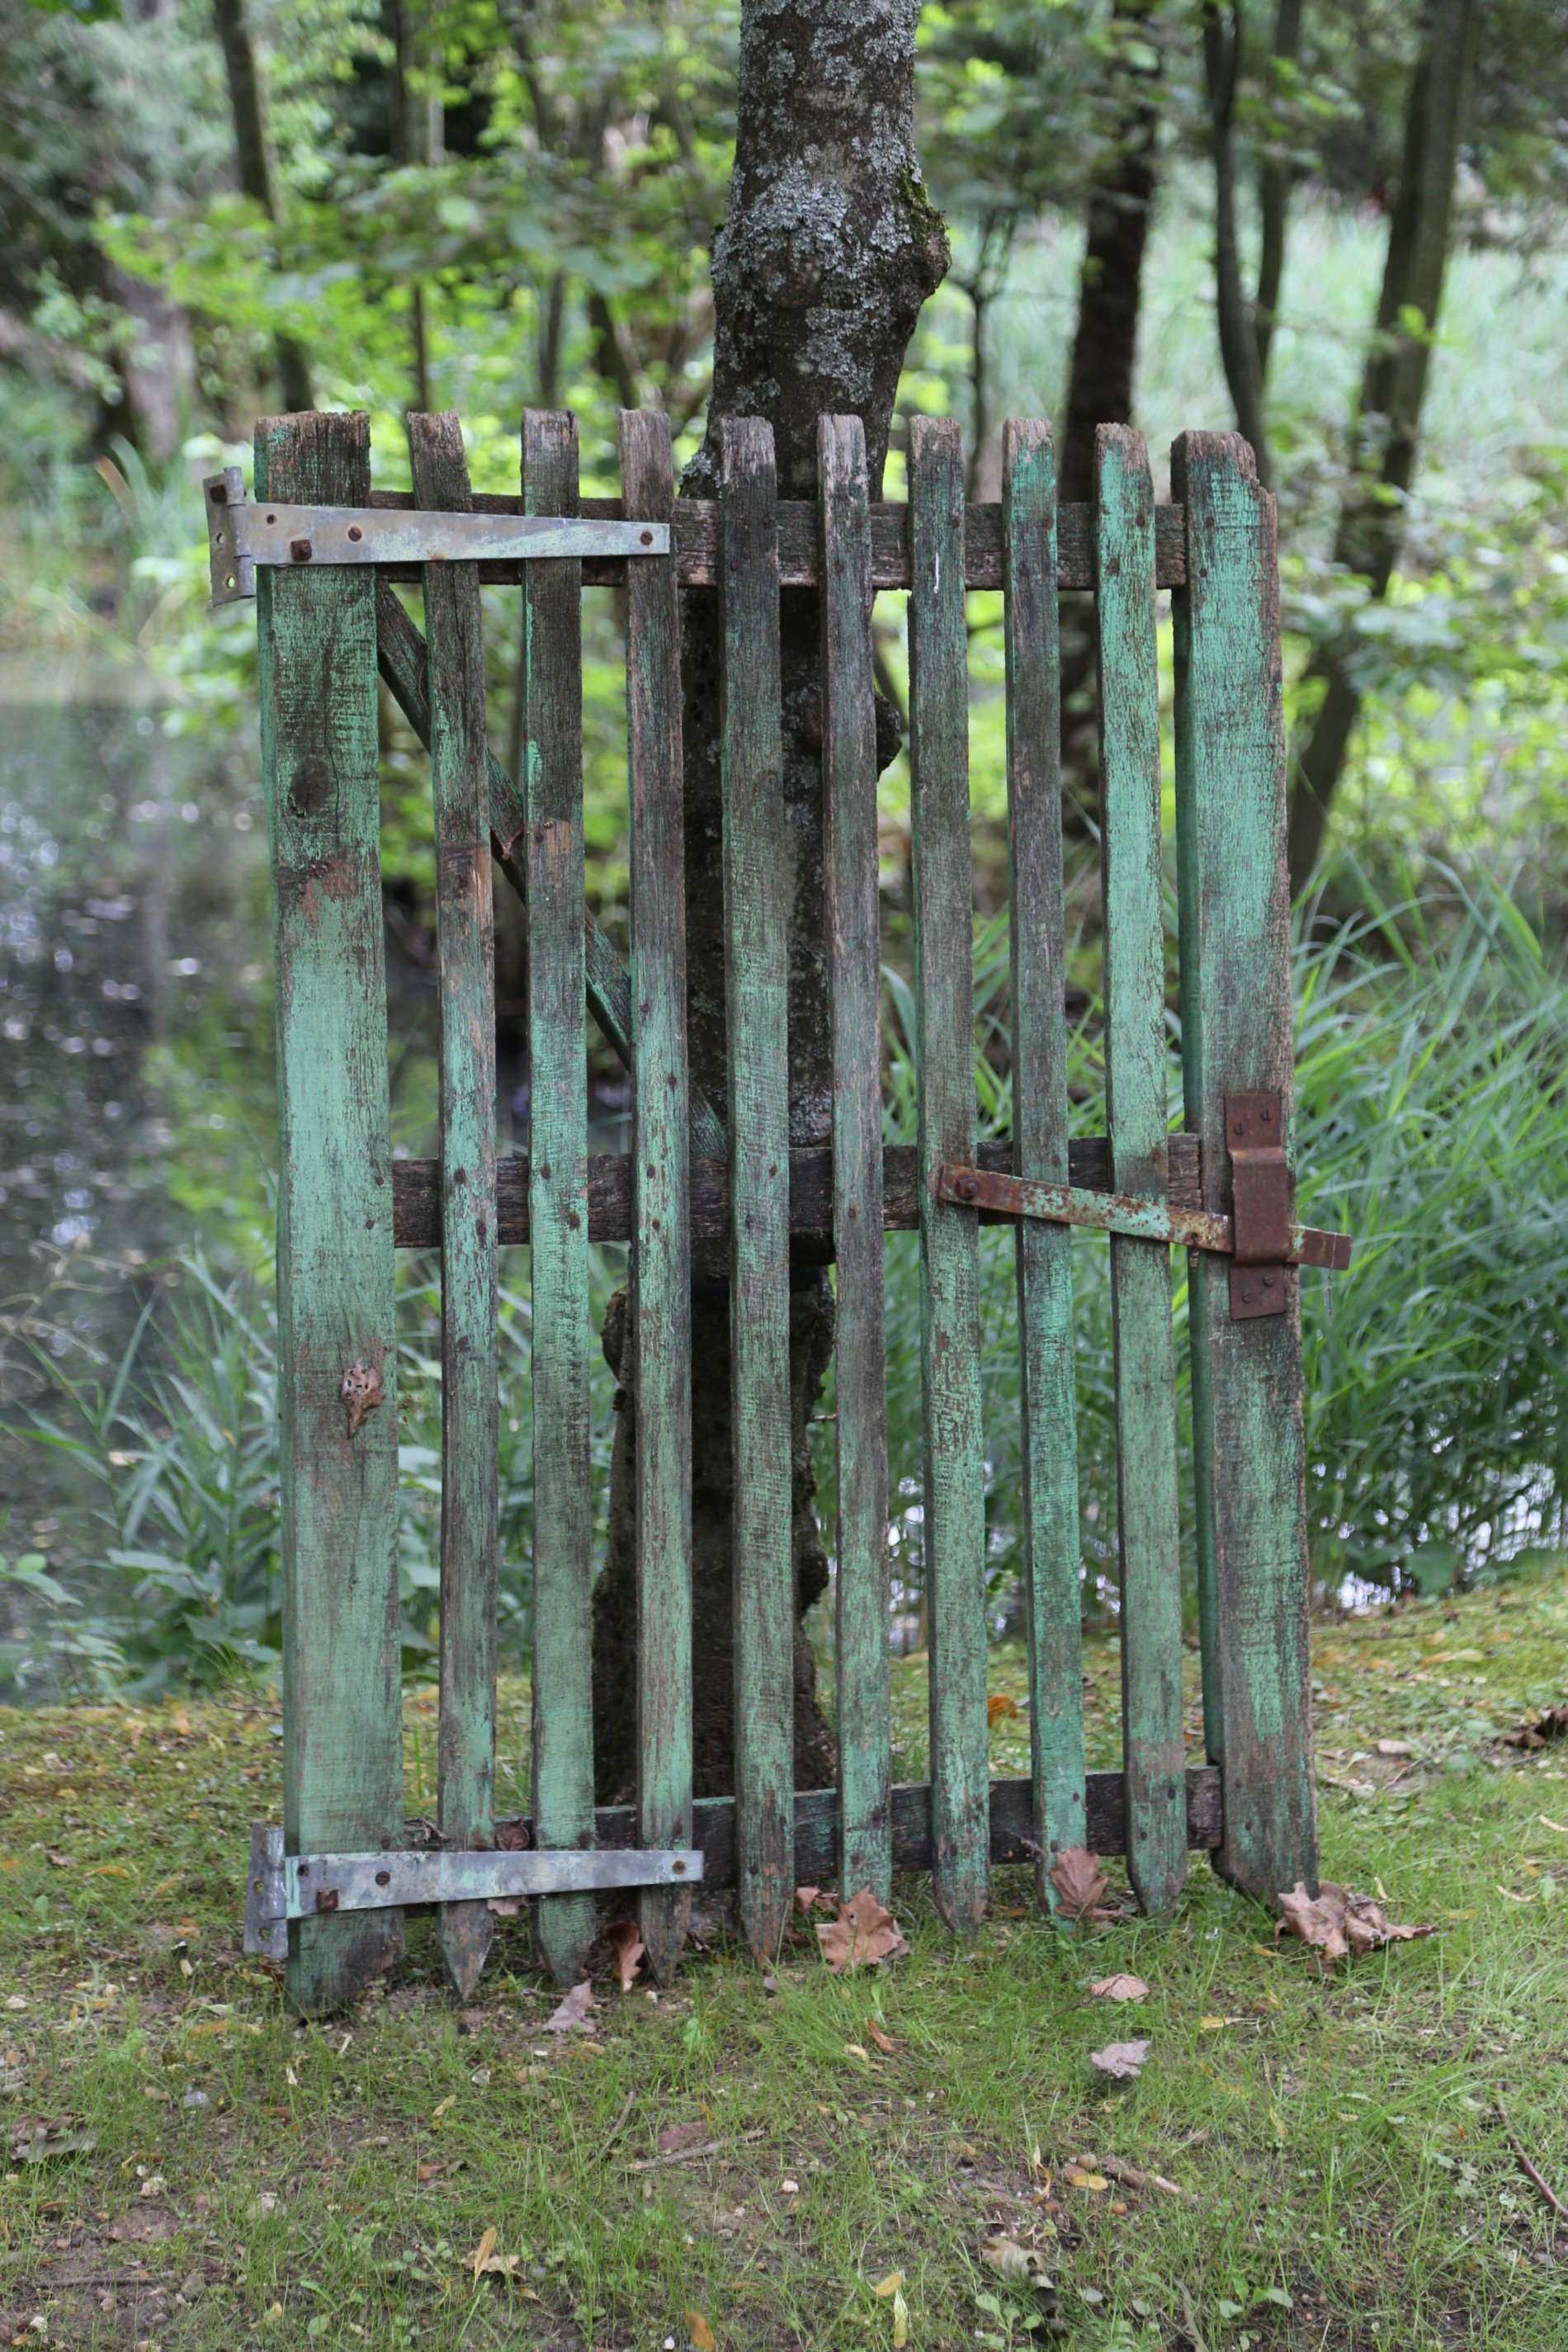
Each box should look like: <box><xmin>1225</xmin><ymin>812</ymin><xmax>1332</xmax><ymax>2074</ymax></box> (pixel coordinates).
<box><xmin>1205</xmin><ymin>1</ymin><xmax>1272</xmax><ymax>484</ymax></box>
<box><xmin>210</xmin><ymin>0</ymin><xmax>314</xmax><ymax>413</ymax></box>
<box><xmin>1058</xmin><ymin>2</ymin><xmax>1160</xmax><ymax>821</ymax></box>
<box><xmin>1287</xmin><ymin>0</ymin><xmax>1478</xmax><ymax>887</ymax></box>
<box><xmin>1059</xmin><ymin>5</ymin><xmax>1160</xmax><ymax>507</ymax></box>
<box><xmin>1254</xmin><ymin>0</ymin><xmax>1303</xmax><ymax>385</ymax></box>
<box><xmin>590</xmin><ymin>0</ymin><xmax>948</xmax><ymax>1802</ymax></box>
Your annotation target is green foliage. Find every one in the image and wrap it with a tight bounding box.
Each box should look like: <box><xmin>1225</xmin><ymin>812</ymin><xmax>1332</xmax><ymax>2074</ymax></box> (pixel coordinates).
<box><xmin>3</xmin><ymin>1242</ymin><xmax>626</xmax><ymax>1702</ymax></box>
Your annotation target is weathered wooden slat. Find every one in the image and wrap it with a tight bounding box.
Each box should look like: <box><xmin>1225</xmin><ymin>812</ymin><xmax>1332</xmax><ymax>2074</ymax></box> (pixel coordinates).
<box><xmin>363</xmin><ymin>492</ymin><xmax>1189</xmax><ymax>592</ymax></box>
<box><xmin>390</xmin><ymin>1133</ymin><xmax>1204</xmax><ymax>1248</ymax></box>
<box><xmin>373</xmin><ymin>583</ymin><xmax>725</xmax><ymax>1159</ymax></box>
<box><xmin>619</xmin><ymin>409</ymin><xmax>694</xmax><ymax>1983</ymax></box>
<box><xmin>1172</xmin><ymin>432</ymin><xmax>1316</xmax><ymax>1901</ymax></box>
<box><xmin>408</xmin><ymin>413</ymin><xmax>499</xmax><ymax>2000</ymax></box>
<box><xmin>720</xmin><ymin>418</ymin><xmax>795</xmax><ymax>1965</ymax></box>
<box><xmin>522</xmin><ymin>412</ymin><xmax>597</xmax><ymax>1985</ymax></box>
<box><xmin>909</xmin><ymin>416</ymin><xmax>989</xmax><ymax>1936</ymax></box>
<box><xmin>819</xmin><ymin>416</ymin><xmax>891</xmax><ymax>1905</ymax></box>
<box><xmin>256</xmin><ymin>410</ymin><xmax>404</xmax><ymax>2014</ymax></box>
<box><xmin>1095</xmin><ymin>427</ymin><xmax>1188</xmax><ymax>1920</ymax></box>
<box><xmin>1002</xmin><ymin>420</ymin><xmax>1086</xmax><ymax>1912</ymax></box>
<box><xmin>489</xmin><ymin>1765</ymin><xmax>1226</xmax><ymax>1881</ymax></box>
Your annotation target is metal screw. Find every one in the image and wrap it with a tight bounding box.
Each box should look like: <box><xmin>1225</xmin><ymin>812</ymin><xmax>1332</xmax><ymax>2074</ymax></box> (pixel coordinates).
<box><xmin>375</xmin><ymin>1869</ymin><xmax>390</xmax><ymax>1887</ymax></box>
<box><xmin>290</xmin><ymin>536</ymin><xmax>313</xmax><ymax>562</ymax></box>
<box><xmin>640</xmin><ymin>530</ymin><xmax>654</xmax><ymax>545</ymax></box>
<box><xmin>955</xmin><ymin>1174</ymin><xmax>980</xmax><ymax>1202</ymax></box>
<box><xmin>347</xmin><ymin>526</ymin><xmax>362</xmax><ymax>543</ymax></box>
<box><xmin>672</xmin><ymin>1858</ymin><xmax>687</xmax><ymax>1876</ymax></box>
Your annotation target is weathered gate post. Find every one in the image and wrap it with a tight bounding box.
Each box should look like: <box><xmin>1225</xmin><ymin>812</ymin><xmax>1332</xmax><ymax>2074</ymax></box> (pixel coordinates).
<box><xmin>256</xmin><ymin>410</ymin><xmax>406</xmax><ymax>2011</ymax></box>
<box><xmin>1173</xmin><ymin>430</ymin><xmax>1318</xmax><ymax>1903</ymax></box>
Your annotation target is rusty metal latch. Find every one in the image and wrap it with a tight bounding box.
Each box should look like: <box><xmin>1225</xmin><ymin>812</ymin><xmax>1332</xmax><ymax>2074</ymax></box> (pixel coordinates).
<box><xmin>936</xmin><ymin>1095</ymin><xmax>1350</xmax><ymax>1326</ymax></box>
<box><xmin>204</xmin><ymin>469</ymin><xmax>671</xmax><ymax>607</ymax></box>
<box><xmin>1226</xmin><ymin>1089</ymin><xmax>1296</xmax><ymax>1320</ymax></box>
<box><xmin>243</xmin><ymin>1824</ymin><xmax>703</xmax><ymax>1962</ymax></box>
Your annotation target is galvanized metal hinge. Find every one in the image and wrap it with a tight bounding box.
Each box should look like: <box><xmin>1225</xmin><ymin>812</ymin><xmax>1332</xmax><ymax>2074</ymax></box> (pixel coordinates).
<box><xmin>936</xmin><ymin>1089</ymin><xmax>1350</xmax><ymax>1325</ymax></box>
<box><xmin>243</xmin><ymin>1824</ymin><xmax>703</xmax><ymax>1962</ymax></box>
<box><xmin>204</xmin><ymin>469</ymin><xmax>671</xmax><ymax>607</ymax></box>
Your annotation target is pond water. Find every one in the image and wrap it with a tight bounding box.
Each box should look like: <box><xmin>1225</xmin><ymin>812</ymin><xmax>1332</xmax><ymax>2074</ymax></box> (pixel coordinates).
<box><xmin>0</xmin><ymin>692</ymin><xmax>278</xmax><ymax>1537</ymax></box>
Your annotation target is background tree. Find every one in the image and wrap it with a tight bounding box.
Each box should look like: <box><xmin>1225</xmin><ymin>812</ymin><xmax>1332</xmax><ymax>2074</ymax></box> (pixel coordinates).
<box><xmin>590</xmin><ymin>0</ymin><xmax>949</xmax><ymax>1800</ymax></box>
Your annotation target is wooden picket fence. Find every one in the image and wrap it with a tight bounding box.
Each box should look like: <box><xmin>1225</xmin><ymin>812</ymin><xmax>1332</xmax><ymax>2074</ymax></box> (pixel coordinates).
<box><xmin>218</xmin><ymin>403</ymin><xmax>1347</xmax><ymax>2016</ymax></box>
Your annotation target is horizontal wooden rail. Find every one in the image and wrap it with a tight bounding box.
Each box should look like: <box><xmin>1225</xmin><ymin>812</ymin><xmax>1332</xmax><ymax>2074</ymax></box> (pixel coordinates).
<box><xmin>364</xmin><ymin>493</ymin><xmax>1187</xmax><ymax>593</ymax></box>
<box><xmin>481</xmin><ymin>1769</ymin><xmax>1223</xmax><ymax>1885</ymax></box>
<box><xmin>390</xmin><ymin>1134</ymin><xmax>1204</xmax><ymax>1249</ymax></box>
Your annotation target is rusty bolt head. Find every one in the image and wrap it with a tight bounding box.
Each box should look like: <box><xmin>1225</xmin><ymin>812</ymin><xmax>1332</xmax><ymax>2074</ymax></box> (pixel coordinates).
<box><xmin>640</xmin><ymin>529</ymin><xmax>654</xmax><ymax>546</ymax></box>
<box><xmin>290</xmin><ymin>536</ymin><xmax>313</xmax><ymax>562</ymax></box>
<box><xmin>347</xmin><ymin>525</ymin><xmax>362</xmax><ymax>543</ymax></box>
<box><xmin>315</xmin><ymin>1887</ymin><xmax>339</xmax><ymax>1913</ymax></box>
<box><xmin>955</xmin><ymin>1173</ymin><xmax>980</xmax><ymax>1203</ymax></box>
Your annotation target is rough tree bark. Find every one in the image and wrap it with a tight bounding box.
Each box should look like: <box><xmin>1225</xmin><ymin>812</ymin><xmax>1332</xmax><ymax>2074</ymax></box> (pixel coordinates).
<box><xmin>1287</xmin><ymin>0</ymin><xmax>1479</xmax><ymax>887</ymax></box>
<box><xmin>590</xmin><ymin>0</ymin><xmax>948</xmax><ymax>1802</ymax></box>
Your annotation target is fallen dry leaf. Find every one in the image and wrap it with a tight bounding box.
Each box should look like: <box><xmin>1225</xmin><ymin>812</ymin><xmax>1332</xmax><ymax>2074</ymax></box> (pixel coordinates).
<box><xmin>794</xmin><ymin>1887</ymin><xmax>820</xmax><ymax>1915</ymax></box>
<box><xmin>866</xmin><ymin>2020</ymin><xmax>896</xmax><ymax>2055</ymax></box>
<box><xmin>608</xmin><ymin>1918</ymin><xmax>645</xmax><ymax>1993</ymax></box>
<box><xmin>981</xmin><ymin>2236</ymin><xmax>1036</xmax><ymax>2281</ymax></box>
<box><xmin>1276</xmin><ymin>1881</ymin><xmax>1435</xmax><ymax>1971</ymax></box>
<box><xmin>1065</xmin><ymin>2167</ymin><xmax>1109</xmax><ymax>2190</ymax></box>
<box><xmin>892</xmin><ymin>2287</ymin><xmax>909</xmax><ymax>2348</ymax></box>
<box><xmin>816</xmin><ymin>1888</ymin><xmax>909</xmax><ymax>1974</ymax></box>
<box><xmin>541</xmin><ymin>1980</ymin><xmax>600</xmax><ymax>2033</ymax></box>
<box><xmin>1089</xmin><ymin>1973</ymin><xmax>1148</xmax><ymax>2003</ymax></box>
<box><xmin>1049</xmin><ymin>1846</ymin><xmax>1113</xmax><ymax>1925</ymax></box>
<box><xmin>1089</xmin><ymin>2039</ymin><xmax>1149</xmax><ymax>2081</ymax></box>
<box><xmin>487</xmin><ymin>1893</ymin><xmax>526</xmax><ymax>1916</ymax></box>
<box><xmin>872</xmin><ymin>2273</ymin><xmax>904</xmax><ymax>2298</ymax></box>
<box><xmin>1504</xmin><ymin>1703</ymin><xmax>1568</xmax><ymax>1750</ymax></box>
<box><xmin>470</xmin><ymin>2227</ymin><xmax>498</xmax><ymax>2281</ymax></box>
<box><xmin>657</xmin><ymin>2121</ymin><xmax>711</xmax><ymax>2156</ymax></box>
<box><xmin>686</xmin><ymin>2310</ymin><xmax>716</xmax><ymax>2352</ymax></box>
<box><xmin>987</xmin><ymin>1693</ymin><xmax>1019</xmax><ymax>1726</ymax></box>
<box><xmin>1376</xmin><ymin>1738</ymin><xmax>1413</xmax><ymax>1759</ymax></box>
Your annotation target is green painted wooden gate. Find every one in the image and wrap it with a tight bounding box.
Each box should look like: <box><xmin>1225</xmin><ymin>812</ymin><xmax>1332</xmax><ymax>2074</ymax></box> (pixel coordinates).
<box><xmin>218</xmin><ymin>404</ymin><xmax>1350</xmax><ymax>2016</ymax></box>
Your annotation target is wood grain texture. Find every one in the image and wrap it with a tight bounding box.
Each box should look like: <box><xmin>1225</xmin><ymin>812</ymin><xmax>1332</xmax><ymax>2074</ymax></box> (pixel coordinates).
<box><xmin>363</xmin><ymin>491</ymin><xmax>1189</xmax><ymax>592</ymax></box>
<box><xmin>408</xmin><ymin>413</ymin><xmax>498</xmax><ymax>1999</ymax></box>
<box><xmin>720</xmin><ymin>418</ymin><xmax>795</xmax><ymax>1964</ymax></box>
<box><xmin>256</xmin><ymin>410</ymin><xmax>404</xmax><ymax>2014</ymax></box>
<box><xmin>619</xmin><ymin>410</ymin><xmax>693</xmax><ymax>1982</ymax></box>
<box><xmin>390</xmin><ymin>1133</ymin><xmax>1205</xmax><ymax>1248</ymax></box>
<box><xmin>1172</xmin><ymin>431</ymin><xmax>1317</xmax><ymax>1902</ymax></box>
<box><xmin>522</xmin><ymin>412</ymin><xmax>597</xmax><ymax>1984</ymax></box>
<box><xmin>1095</xmin><ymin>426</ymin><xmax>1188</xmax><ymax>1920</ymax></box>
<box><xmin>489</xmin><ymin>1765</ymin><xmax>1226</xmax><ymax>1880</ymax></box>
<box><xmin>1002</xmin><ymin>421</ymin><xmax>1086</xmax><ymax>1910</ymax></box>
<box><xmin>819</xmin><ymin>417</ymin><xmax>891</xmax><ymax>1904</ymax></box>
<box><xmin>372</xmin><ymin>582</ymin><xmax>725</xmax><ymax>1160</ymax></box>
<box><xmin>909</xmin><ymin>416</ymin><xmax>989</xmax><ymax>1935</ymax></box>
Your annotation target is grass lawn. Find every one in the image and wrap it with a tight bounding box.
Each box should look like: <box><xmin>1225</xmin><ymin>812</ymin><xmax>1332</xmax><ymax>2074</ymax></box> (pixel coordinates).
<box><xmin>2</xmin><ymin>1571</ymin><xmax>1567</xmax><ymax>2352</ymax></box>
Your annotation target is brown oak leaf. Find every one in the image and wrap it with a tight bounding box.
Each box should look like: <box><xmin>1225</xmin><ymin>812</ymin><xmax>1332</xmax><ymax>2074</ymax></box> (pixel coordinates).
<box><xmin>1049</xmin><ymin>1845</ymin><xmax>1112</xmax><ymax>1925</ymax></box>
<box><xmin>608</xmin><ymin>1919</ymin><xmax>645</xmax><ymax>1993</ymax></box>
<box><xmin>541</xmin><ymin>1980</ymin><xmax>599</xmax><ymax>2033</ymax></box>
<box><xmin>1276</xmin><ymin>1880</ymin><xmax>1434</xmax><ymax>1970</ymax></box>
<box><xmin>815</xmin><ymin>1888</ymin><xmax>909</xmax><ymax>1974</ymax></box>
<box><xmin>1089</xmin><ymin>1973</ymin><xmax>1149</xmax><ymax>2003</ymax></box>
<box><xmin>1089</xmin><ymin>2039</ymin><xmax>1149</xmax><ymax>2081</ymax></box>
